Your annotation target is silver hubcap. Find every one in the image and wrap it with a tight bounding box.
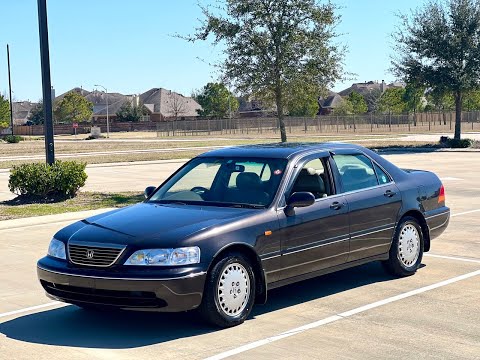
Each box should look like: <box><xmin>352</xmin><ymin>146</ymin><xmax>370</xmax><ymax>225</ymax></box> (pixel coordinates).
<box><xmin>398</xmin><ymin>224</ymin><xmax>420</xmax><ymax>267</ymax></box>
<box><xmin>217</xmin><ymin>262</ymin><xmax>250</xmax><ymax>317</ymax></box>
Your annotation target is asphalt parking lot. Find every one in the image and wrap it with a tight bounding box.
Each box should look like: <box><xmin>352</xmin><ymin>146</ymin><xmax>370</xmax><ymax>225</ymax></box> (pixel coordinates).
<box><xmin>0</xmin><ymin>151</ymin><xmax>479</xmax><ymax>360</ymax></box>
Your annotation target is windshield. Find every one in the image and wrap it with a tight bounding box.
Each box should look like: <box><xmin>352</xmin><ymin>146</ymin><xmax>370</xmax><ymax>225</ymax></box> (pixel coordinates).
<box><xmin>149</xmin><ymin>157</ymin><xmax>288</xmax><ymax>208</ymax></box>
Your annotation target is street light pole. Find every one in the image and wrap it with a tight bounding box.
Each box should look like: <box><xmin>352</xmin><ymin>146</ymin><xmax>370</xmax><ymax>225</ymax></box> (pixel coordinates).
<box><xmin>7</xmin><ymin>45</ymin><xmax>14</xmax><ymax>135</ymax></box>
<box><xmin>37</xmin><ymin>0</ymin><xmax>55</xmax><ymax>165</ymax></box>
<box><xmin>94</xmin><ymin>84</ymin><xmax>109</xmax><ymax>138</ymax></box>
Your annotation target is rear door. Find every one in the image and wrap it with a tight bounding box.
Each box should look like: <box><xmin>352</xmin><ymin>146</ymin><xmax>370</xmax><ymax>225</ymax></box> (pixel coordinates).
<box><xmin>331</xmin><ymin>151</ymin><xmax>401</xmax><ymax>262</ymax></box>
<box><xmin>274</xmin><ymin>153</ymin><xmax>350</xmax><ymax>282</ymax></box>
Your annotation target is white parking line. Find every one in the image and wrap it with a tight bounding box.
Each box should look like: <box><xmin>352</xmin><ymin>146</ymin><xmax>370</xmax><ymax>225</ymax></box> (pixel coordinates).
<box><xmin>440</xmin><ymin>177</ymin><xmax>464</xmax><ymax>181</ymax></box>
<box><xmin>451</xmin><ymin>209</ymin><xmax>480</xmax><ymax>217</ymax></box>
<box><xmin>424</xmin><ymin>253</ymin><xmax>480</xmax><ymax>264</ymax></box>
<box><xmin>204</xmin><ymin>269</ymin><xmax>480</xmax><ymax>360</ymax></box>
<box><xmin>0</xmin><ymin>301</ymin><xmax>65</xmax><ymax>319</ymax></box>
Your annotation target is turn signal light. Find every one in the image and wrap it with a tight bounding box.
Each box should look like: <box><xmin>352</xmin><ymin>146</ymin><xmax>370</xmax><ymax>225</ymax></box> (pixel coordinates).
<box><xmin>438</xmin><ymin>184</ymin><xmax>446</xmax><ymax>204</ymax></box>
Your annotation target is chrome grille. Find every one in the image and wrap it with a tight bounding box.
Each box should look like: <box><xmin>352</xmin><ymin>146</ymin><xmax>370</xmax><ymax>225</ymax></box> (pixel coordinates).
<box><xmin>68</xmin><ymin>243</ymin><xmax>125</xmax><ymax>267</ymax></box>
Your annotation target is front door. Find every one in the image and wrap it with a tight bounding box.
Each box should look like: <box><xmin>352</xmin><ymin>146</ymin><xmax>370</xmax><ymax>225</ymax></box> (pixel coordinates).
<box><xmin>274</xmin><ymin>155</ymin><xmax>350</xmax><ymax>282</ymax></box>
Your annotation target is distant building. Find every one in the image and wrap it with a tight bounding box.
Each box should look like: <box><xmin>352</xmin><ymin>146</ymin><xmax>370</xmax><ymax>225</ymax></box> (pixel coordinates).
<box><xmin>139</xmin><ymin>88</ymin><xmax>201</xmax><ymax>121</ymax></box>
<box><xmin>237</xmin><ymin>96</ymin><xmax>277</xmax><ymax>117</ymax></box>
<box><xmin>55</xmin><ymin>87</ymin><xmax>201</xmax><ymax>122</ymax></box>
<box><xmin>317</xmin><ymin>81</ymin><xmax>407</xmax><ymax>115</ymax></box>
<box><xmin>13</xmin><ymin>101</ymin><xmax>37</xmax><ymax>125</ymax></box>
<box><xmin>339</xmin><ymin>80</ymin><xmax>405</xmax><ymax>97</ymax></box>
<box><xmin>318</xmin><ymin>92</ymin><xmax>344</xmax><ymax>115</ymax></box>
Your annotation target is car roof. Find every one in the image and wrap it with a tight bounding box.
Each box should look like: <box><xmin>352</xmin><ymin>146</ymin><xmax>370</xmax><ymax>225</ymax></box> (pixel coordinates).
<box><xmin>198</xmin><ymin>142</ymin><xmax>364</xmax><ymax>159</ymax></box>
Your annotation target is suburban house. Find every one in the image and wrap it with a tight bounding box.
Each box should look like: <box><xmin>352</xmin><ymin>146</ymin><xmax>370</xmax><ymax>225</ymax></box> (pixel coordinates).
<box><xmin>55</xmin><ymin>87</ymin><xmax>201</xmax><ymax>123</ymax></box>
<box><xmin>237</xmin><ymin>97</ymin><xmax>274</xmax><ymax>117</ymax></box>
<box><xmin>318</xmin><ymin>92</ymin><xmax>344</xmax><ymax>115</ymax></box>
<box><xmin>338</xmin><ymin>80</ymin><xmax>405</xmax><ymax>97</ymax></box>
<box><xmin>139</xmin><ymin>88</ymin><xmax>201</xmax><ymax>121</ymax></box>
<box><xmin>318</xmin><ymin>81</ymin><xmax>407</xmax><ymax>114</ymax></box>
<box><xmin>12</xmin><ymin>101</ymin><xmax>37</xmax><ymax>125</ymax></box>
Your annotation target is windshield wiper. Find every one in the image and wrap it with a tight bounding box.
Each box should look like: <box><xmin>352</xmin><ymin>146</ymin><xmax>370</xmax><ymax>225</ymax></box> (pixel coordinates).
<box><xmin>227</xmin><ymin>203</ymin><xmax>266</xmax><ymax>209</ymax></box>
<box><xmin>155</xmin><ymin>200</ymin><xmax>188</xmax><ymax>205</ymax></box>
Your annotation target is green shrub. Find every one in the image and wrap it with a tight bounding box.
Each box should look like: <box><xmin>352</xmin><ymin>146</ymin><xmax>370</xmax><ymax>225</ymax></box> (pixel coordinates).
<box><xmin>9</xmin><ymin>161</ymin><xmax>88</xmax><ymax>197</ymax></box>
<box><xmin>4</xmin><ymin>135</ymin><xmax>23</xmax><ymax>143</ymax></box>
<box><xmin>441</xmin><ymin>137</ymin><xmax>474</xmax><ymax>148</ymax></box>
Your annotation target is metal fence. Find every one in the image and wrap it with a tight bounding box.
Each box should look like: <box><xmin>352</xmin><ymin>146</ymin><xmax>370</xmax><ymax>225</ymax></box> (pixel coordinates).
<box><xmin>156</xmin><ymin>111</ymin><xmax>480</xmax><ymax>137</ymax></box>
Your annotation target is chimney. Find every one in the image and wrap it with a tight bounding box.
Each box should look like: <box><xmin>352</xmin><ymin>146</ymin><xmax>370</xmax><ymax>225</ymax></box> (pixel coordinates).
<box><xmin>133</xmin><ymin>95</ymin><xmax>140</xmax><ymax>107</ymax></box>
<box><xmin>380</xmin><ymin>80</ymin><xmax>385</xmax><ymax>93</ymax></box>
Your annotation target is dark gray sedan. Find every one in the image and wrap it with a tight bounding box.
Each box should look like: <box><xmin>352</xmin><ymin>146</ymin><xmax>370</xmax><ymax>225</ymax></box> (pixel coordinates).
<box><xmin>37</xmin><ymin>143</ymin><xmax>450</xmax><ymax>327</ymax></box>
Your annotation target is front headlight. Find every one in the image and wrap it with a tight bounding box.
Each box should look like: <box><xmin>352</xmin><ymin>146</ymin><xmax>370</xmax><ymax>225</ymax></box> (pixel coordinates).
<box><xmin>47</xmin><ymin>238</ymin><xmax>66</xmax><ymax>260</ymax></box>
<box><xmin>124</xmin><ymin>247</ymin><xmax>200</xmax><ymax>266</ymax></box>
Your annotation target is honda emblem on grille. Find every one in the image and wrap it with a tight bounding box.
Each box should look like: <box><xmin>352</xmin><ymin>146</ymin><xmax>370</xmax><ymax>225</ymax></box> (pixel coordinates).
<box><xmin>86</xmin><ymin>249</ymin><xmax>95</xmax><ymax>259</ymax></box>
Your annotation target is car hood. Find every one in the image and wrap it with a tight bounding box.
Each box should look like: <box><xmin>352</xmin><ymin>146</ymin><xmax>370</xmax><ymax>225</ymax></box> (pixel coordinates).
<box><xmin>69</xmin><ymin>202</ymin><xmax>255</xmax><ymax>246</ymax></box>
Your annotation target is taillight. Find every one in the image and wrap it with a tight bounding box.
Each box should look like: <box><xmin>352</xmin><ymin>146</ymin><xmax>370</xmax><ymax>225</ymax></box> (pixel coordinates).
<box><xmin>438</xmin><ymin>184</ymin><xmax>446</xmax><ymax>204</ymax></box>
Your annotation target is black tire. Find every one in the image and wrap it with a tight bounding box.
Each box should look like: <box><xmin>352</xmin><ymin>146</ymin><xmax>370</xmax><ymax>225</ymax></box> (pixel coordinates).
<box><xmin>382</xmin><ymin>216</ymin><xmax>424</xmax><ymax>277</ymax></box>
<box><xmin>198</xmin><ymin>252</ymin><xmax>256</xmax><ymax>328</ymax></box>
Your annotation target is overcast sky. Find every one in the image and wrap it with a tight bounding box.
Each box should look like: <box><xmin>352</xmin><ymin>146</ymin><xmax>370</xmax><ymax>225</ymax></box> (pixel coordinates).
<box><xmin>0</xmin><ymin>0</ymin><xmax>421</xmax><ymax>101</ymax></box>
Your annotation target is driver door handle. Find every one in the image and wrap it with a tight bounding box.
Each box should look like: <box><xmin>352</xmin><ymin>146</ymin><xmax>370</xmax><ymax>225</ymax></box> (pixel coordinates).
<box><xmin>384</xmin><ymin>190</ymin><xmax>396</xmax><ymax>198</ymax></box>
<box><xmin>330</xmin><ymin>201</ymin><xmax>343</xmax><ymax>210</ymax></box>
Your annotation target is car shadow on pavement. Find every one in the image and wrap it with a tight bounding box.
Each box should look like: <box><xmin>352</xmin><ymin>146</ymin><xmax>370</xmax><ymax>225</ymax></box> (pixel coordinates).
<box><xmin>253</xmin><ymin>261</ymin><xmax>398</xmax><ymax>316</ymax></box>
<box><xmin>0</xmin><ymin>262</ymin><xmax>417</xmax><ymax>349</ymax></box>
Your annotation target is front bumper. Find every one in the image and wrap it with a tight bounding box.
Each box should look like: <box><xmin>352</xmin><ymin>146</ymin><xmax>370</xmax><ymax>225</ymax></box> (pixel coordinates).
<box><xmin>37</xmin><ymin>257</ymin><xmax>207</xmax><ymax>312</ymax></box>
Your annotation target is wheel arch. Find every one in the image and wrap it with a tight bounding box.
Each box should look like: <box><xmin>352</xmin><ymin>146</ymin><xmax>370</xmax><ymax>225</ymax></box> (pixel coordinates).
<box><xmin>210</xmin><ymin>243</ymin><xmax>267</xmax><ymax>305</ymax></box>
<box><xmin>399</xmin><ymin>210</ymin><xmax>430</xmax><ymax>252</ymax></box>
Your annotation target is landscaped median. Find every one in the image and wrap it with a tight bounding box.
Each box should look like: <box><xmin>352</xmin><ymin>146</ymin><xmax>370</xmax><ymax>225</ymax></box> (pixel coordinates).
<box><xmin>0</xmin><ymin>191</ymin><xmax>144</xmax><ymax>221</ymax></box>
<box><xmin>1</xmin><ymin>159</ymin><xmax>145</xmax><ymax>221</ymax></box>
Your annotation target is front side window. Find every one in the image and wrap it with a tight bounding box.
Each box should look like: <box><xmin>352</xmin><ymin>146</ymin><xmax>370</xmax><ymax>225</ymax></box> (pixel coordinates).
<box><xmin>149</xmin><ymin>157</ymin><xmax>288</xmax><ymax>207</ymax></box>
<box><xmin>333</xmin><ymin>154</ymin><xmax>379</xmax><ymax>192</ymax></box>
<box><xmin>290</xmin><ymin>158</ymin><xmax>331</xmax><ymax>199</ymax></box>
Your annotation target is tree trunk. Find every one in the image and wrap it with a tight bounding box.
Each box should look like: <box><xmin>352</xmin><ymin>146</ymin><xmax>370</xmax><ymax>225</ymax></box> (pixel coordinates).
<box><xmin>454</xmin><ymin>91</ymin><xmax>462</xmax><ymax>140</ymax></box>
<box><xmin>275</xmin><ymin>84</ymin><xmax>287</xmax><ymax>142</ymax></box>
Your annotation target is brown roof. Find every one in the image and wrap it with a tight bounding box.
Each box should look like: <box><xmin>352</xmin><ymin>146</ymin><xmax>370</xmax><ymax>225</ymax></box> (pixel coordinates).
<box><xmin>319</xmin><ymin>93</ymin><xmax>343</xmax><ymax>109</ymax></box>
<box><xmin>339</xmin><ymin>81</ymin><xmax>405</xmax><ymax>97</ymax></box>
<box><xmin>139</xmin><ymin>88</ymin><xmax>201</xmax><ymax>118</ymax></box>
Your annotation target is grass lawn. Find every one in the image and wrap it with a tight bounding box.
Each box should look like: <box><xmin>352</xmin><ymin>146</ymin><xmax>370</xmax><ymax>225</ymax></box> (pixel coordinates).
<box><xmin>0</xmin><ymin>138</ymin><xmax>457</xmax><ymax>169</ymax></box>
<box><xmin>1</xmin><ymin>134</ymin><xmax>399</xmax><ymax>157</ymax></box>
<box><xmin>0</xmin><ymin>192</ymin><xmax>144</xmax><ymax>221</ymax></box>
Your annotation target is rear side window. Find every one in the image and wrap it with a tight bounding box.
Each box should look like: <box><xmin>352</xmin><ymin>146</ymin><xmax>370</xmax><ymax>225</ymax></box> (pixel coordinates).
<box><xmin>333</xmin><ymin>154</ymin><xmax>379</xmax><ymax>192</ymax></box>
<box><xmin>374</xmin><ymin>163</ymin><xmax>391</xmax><ymax>185</ymax></box>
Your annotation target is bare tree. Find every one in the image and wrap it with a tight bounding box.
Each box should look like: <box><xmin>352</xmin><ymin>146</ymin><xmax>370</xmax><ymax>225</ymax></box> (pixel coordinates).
<box><xmin>168</xmin><ymin>92</ymin><xmax>188</xmax><ymax>120</ymax></box>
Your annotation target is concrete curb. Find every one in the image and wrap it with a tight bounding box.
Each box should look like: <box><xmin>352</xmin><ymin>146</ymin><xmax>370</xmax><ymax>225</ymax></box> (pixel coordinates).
<box><xmin>375</xmin><ymin>147</ymin><xmax>480</xmax><ymax>154</ymax></box>
<box><xmin>86</xmin><ymin>158</ymin><xmax>189</xmax><ymax>169</ymax></box>
<box><xmin>0</xmin><ymin>159</ymin><xmax>190</xmax><ymax>173</ymax></box>
<box><xmin>0</xmin><ymin>207</ymin><xmax>115</xmax><ymax>231</ymax></box>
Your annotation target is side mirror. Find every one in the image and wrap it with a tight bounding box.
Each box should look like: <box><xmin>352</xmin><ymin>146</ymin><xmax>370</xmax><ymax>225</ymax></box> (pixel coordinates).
<box><xmin>144</xmin><ymin>186</ymin><xmax>157</xmax><ymax>199</ymax></box>
<box><xmin>285</xmin><ymin>192</ymin><xmax>315</xmax><ymax>216</ymax></box>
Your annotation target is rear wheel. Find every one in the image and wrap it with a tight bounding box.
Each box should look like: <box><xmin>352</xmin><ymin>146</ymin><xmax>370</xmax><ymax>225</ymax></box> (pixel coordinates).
<box><xmin>383</xmin><ymin>216</ymin><xmax>424</xmax><ymax>277</ymax></box>
<box><xmin>199</xmin><ymin>252</ymin><xmax>255</xmax><ymax>328</ymax></box>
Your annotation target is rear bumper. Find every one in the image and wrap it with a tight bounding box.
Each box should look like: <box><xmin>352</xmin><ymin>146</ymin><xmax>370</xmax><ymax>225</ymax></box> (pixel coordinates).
<box><xmin>425</xmin><ymin>207</ymin><xmax>450</xmax><ymax>240</ymax></box>
<box><xmin>37</xmin><ymin>258</ymin><xmax>207</xmax><ymax>312</ymax></box>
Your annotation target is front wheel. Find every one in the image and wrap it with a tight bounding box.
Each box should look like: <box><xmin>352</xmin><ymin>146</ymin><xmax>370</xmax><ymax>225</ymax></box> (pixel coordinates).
<box><xmin>199</xmin><ymin>252</ymin><xmax>256</xmax><ymax>328</ymax></box>
<box><xmin>383</xmin><ymin>216</ymin><xmax>424</xmax><ymax>277</ymax></box>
